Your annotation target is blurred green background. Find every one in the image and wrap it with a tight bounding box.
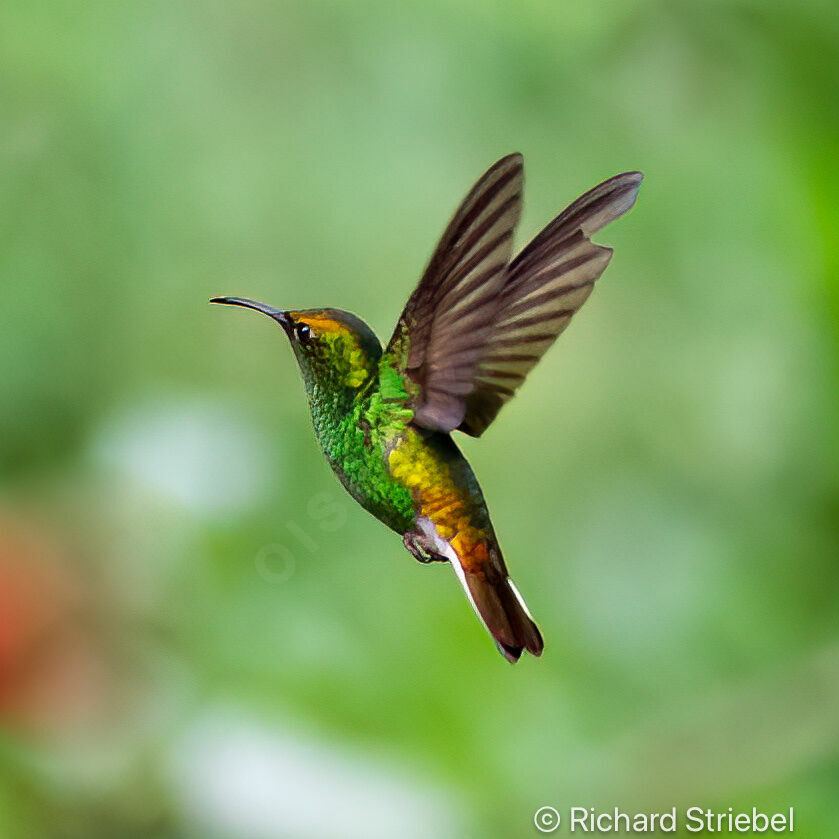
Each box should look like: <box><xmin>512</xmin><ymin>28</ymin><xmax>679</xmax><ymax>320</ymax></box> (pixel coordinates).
<box><xmin>2</xmin><ymin>0</ymin><xmax>838</xmax><ymax>836</ymax></box>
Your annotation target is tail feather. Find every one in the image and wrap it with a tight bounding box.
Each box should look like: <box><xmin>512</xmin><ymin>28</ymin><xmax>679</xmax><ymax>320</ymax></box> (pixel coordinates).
<box><xmin>415</xmin><ymin>514</ymin><xmax>543</xmax><ymax>662</ymax></box>
<box><xmin>450</xmin><ymin>557</ymin><xmax>544</xmax><ymax>663</ymax></box>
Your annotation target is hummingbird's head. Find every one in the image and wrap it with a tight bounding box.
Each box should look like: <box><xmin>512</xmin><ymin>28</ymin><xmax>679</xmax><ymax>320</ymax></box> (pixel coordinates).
<box><xmin>210</xmin><ymin>297</ymin><xmax>382</xmax><ymax>395</ymax></box>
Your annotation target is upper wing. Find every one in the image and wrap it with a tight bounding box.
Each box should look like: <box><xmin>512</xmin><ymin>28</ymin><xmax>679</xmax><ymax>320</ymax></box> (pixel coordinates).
<box><xmin>458</xmin><ymin>171</ymin><xmax>643</xmax><ymax>436</ymax></box>
<box><xmin>384</xmin><ymin>154</ymin><xmax>524</xmax><ymax>432</ymax></box>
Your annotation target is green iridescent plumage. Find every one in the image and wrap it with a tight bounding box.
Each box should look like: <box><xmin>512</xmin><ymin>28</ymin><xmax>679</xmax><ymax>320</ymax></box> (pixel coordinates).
<box><xmin>212</xmin><ymin>153</ymin><xmax>641</xmax><ymax>662</ymax></box>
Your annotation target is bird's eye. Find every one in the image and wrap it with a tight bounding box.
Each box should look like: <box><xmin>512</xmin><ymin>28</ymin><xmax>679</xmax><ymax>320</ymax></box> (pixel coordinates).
<box><xmin>295</xmin><ymin>323</ymin><xmax>312</xmax><ymax>344</ymax></box>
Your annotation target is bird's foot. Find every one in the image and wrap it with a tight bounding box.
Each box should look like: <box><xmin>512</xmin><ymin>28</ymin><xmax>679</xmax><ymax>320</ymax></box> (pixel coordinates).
<box><xmin>403</xmin><ymin>530</ymin><xmax>447</xmax><ymax>564</ymax></box>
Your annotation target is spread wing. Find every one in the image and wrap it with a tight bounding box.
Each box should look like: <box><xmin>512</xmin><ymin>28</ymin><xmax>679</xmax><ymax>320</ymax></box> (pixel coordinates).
<box><xmin>385</xmin><ymin>155</ymin><xmax>641</xmax><ymax>435</ymax></box>
<box><xmin>384</xmin><ymin>153</ymin><xmax>524</xmax><ymax>432</ymax></box>
<box><xmin>459</xmin><ymin>171</ymin><xmax>643</xmax><ymax>436</ymax></box>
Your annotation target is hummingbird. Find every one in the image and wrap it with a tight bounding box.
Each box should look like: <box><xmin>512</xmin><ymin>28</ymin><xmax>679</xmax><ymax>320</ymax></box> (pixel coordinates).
<box><xmin>212</xmin><ymin>154</ymin><xmax>641</xmax><ymax>662</ymax></box>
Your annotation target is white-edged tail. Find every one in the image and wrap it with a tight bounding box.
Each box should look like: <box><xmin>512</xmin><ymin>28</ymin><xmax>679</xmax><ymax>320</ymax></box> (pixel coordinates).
<box><xmin>417</xmin><ymin>516</ymin><xmax>542</xmax><ymax>662</ymax></box>
<box><xmin>449</xmin><ymin>559</ymin><xmax>543</xmax><ymax>663</ymax></box>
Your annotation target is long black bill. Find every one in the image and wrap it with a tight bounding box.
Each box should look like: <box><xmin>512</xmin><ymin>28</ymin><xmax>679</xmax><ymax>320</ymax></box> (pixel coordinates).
<box><xmin>210</xmin><ymin>296</ymin><xmax>291</xmax><ymax>330</ymax></box>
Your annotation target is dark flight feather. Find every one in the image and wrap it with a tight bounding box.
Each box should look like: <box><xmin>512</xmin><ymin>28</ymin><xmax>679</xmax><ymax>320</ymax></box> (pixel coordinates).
<box><xmin>387</xmin><ymin>156</ymin><xmax>642</xmax><ymax>436</ymax></box>
<box><xmin>459</xmin><ymin>170</ymin><xmax>642</xmax><ymax>435</ymax></box>
<box><xmin>386</xmin><ymin>153</ymin><xmax>523</xmax><ymax>431</ymax></box>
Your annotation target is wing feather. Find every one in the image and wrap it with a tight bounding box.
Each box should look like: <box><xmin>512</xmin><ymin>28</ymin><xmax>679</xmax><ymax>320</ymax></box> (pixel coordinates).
<box><xmin>459</xmin><ymin>171</ymin><xmax>642</xmax><ymax>436</ymax></box>
<box><xmin>385</xmin><ymin>154</ymin><xmax>524</xmax><ymax>432</ymax></box>
<box><xmin>383</xmin><ymin>157</ymin><xmax>641</xmax><ymax>436</ymax></box>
